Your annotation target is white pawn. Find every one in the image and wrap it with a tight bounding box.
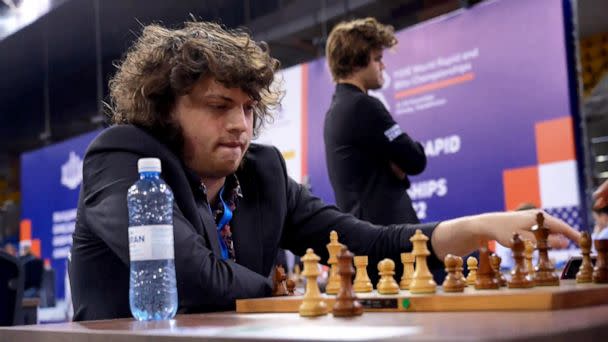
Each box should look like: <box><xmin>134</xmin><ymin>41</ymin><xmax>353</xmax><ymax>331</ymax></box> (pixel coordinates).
<box><xmin>466</xmin><ymin>256</ymin><xmax>478</xmax><ymax>286</ymax></box>
<box><xmin>524</xmin><ymin>240</ymin><xmax>535</xmax><ymax>278</ymax></box>
<box><xmin>377</xmin><ymin>258</ymin><xmax>400</xmax><ymax>294</ymax></box>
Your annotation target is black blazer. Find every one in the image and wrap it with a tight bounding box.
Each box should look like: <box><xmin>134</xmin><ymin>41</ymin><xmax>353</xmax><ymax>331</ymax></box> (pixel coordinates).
<box><xmin>324</xmin><ymin>83</ymin><xmax>426</xmax><ymax>225</ymax></box>
<box><xmin>70</xmin><ymin>125</ymin><xmax>439</xmax><ymax>321</ymax></box>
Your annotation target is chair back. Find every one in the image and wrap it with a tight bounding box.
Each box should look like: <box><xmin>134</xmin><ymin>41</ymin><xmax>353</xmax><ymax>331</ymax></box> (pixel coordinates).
<box><xmin>23</xmin><ymin>258</ymin><xmax>44</xmax><ymax>291</ymax></box>
<box><xmin>0</xmin><ymin>251</ymin><xmax>24</xmax><ymax>326</ymax></box>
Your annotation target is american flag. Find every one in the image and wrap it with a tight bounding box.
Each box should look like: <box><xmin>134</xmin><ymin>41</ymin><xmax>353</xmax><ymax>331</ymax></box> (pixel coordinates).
<box><xmin>544</xmin><ymin>205</ymin><xmax>583</xmax><ymax>231</ymax></box>
<box><xmin>544</xmin><ymin>205</ymin><xmax>586</xmax><ymax>249</ymax></box>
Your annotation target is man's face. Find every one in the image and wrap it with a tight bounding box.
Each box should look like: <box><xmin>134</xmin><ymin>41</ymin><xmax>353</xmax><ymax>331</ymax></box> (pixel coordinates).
<box><xmin>360</xmin><ymin>49</ymin><xmax>385</xmax><ymax>91</ymax></box>
<box><xmin>172</xmin><ymin>77</ymin><xmax>255</xmax><ymax>180</ymax></box>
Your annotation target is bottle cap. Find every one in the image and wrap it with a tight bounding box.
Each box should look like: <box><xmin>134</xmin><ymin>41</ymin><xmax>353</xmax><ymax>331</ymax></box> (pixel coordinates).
<box><xmin>137</xmin><ymin>158</ymin><xmax>161</xmax><ymax>173</ymax></box>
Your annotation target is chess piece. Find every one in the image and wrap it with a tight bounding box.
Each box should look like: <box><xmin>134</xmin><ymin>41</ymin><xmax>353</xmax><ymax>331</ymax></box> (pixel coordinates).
<box><xmin>333</xmin><ymin>247</ymin><xmax>363</xmax><ymax>317</ymax></box>
<box><xmin>442</xmin><ymin>254</ymin><xmax>465</xmax><ymax>292</ymax></box>
<box><xmin>490</xmin><ymin>253</ymin><xmax>507</xmax><ymax>287</ymax></box>
<box><xmin>508</xmin><ymin>233</ymin><xmax>534</xmax><ymax>288</ymax></box>
<box><xmin>326</xmin><ymin>230</ymin><xmax>343</xmax><ymax>295</ymax></box>
<box><xmin>286</xmin><ymin>279</ymin><xmax>296</xmax><ymax>295</ymax></box>
<box><xmin>272</xmin><ymin>265</ymin><xmax>288</xmax><ymax>296</ymax></box>
<box><xmin>465</xmin><ymin>256</ymin><xmax>478</xmax><ymax>286</ymax></box>
<box><xmin>475</xmin><ymin>245</ymin><xmax>499</xmax><ymax>289</ymax></box>
<box><xmin>455</xmin><ymin>256</ymin><xmax>466</xmax><ymax>286</ymax></box>
<box><xmin>377</xmin><ymin>258</ymin><xmax>400</xmax><ymax>294</ymax></box>
<box><xmin>531</xmin><ymin>213</ymin><xmax>560</xmax><ymax>286</ymax></box>
<box><xmin>524</xmin><ymin>240</ymin><xmax>535</xmax><ymax>278</ymax></box>
<box><xmin>408</xmin><ymin>229</ymin><xmax>437</xmax><ymax>293</ymax></box>
<box><xmin>353</xmin><ymin>255</ymin><xmax>373</xmax><ymax>293</ymax></box>
<box><xmin>299</xmin><ymin>248</ymin><xmax>328</xmax><ymax>317</ymax></box>
<box><xmin>290</xmin><ymin>263</ymin><xmax>302</xmax><ymax>285</ymax></box>
<box><xmin>576</xmin><ymin>231</ymin><xmax>593</xmax><ymax>283</ymax></box>
<box><xmin>592</xmin><ymin>239</ymin><xmax>608</xmax><ymax>284</ymax></box>
<box><xmin>400</xmin><ymin>252</ymin><xmax>415</xmax><ymax>290</ymax></box>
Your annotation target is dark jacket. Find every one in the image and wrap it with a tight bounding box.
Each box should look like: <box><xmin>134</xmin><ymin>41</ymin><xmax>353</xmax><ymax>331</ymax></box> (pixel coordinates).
<box><xmin>70</xmin><ymin>125</ymin><xmax>439</xmax><ymax>321</ymax></box>
<box><xmin>324</xmin><ymin>83</ymin><xmax>427</xmax><ymax>225</ymax></box>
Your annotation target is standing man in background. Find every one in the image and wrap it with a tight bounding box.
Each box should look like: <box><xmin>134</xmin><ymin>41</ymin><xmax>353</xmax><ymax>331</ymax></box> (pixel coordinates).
<box><xmin>324</xmin><ymin>17</ymin><xmax>427</xmax><ymax>225</ymax></box>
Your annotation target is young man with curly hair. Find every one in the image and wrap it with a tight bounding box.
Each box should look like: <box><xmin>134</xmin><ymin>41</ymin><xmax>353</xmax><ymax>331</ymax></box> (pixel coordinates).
<box><xmin>324</xmin><ymin>18</ymin><xmax>426</xmax><ymax>225</ymax></box>
<box><xmin>70</xmin><ymin>20</ymin><xmax>580</xmax><ymax>321</ymax></box>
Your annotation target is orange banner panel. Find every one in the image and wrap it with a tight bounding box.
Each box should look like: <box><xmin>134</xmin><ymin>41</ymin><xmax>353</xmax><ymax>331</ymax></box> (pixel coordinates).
<box><xmin>535</xmin><ymin>117</ymin><xmax>575</xmax><ymax>164</ymax></box>
<box><xmin>503</xmin><ymin>166</ymin><xmax>540</xmax><ymax>211</ymax></box>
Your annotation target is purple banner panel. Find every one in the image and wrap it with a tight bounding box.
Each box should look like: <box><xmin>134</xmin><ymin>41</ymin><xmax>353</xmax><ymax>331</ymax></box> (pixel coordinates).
<box><xmin>306</xmin><ymin>0</ymin><xmax>580</xmax><ymax>223</ymax></box>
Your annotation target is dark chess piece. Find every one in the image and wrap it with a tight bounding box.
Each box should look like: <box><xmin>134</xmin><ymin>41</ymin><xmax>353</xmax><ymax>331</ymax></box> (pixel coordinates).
<box><xmin>286</xmin><ymin>279</ymin><xmax>296</xmax><ymax>295</ymax></box>
<box><xmin>531</xmin><ymin>212</ymin><xmax>559</xmax><ymax>286</ymax></box>
<box><xmin>332</xmin><ymin>246</ymin><xmax>363</xmax><ymax>317</ymax></box>
<box><xmin>593</xmin><ymin>239</ymin><xmax>608</xmax><ymax>284</ymax></box>
<box><xmin>576</xmin><ymin>231</ymin><xmax>593</xmax><ymax>283</ymax></box>
<box><xmin>490</xmin><ymin>253</ymin><xmax>507</xmax><ymax>287</ymax></box>
<box><xmin>508</xmin><ymin>233</ymin><xmax>534</xmax><ymax>288</ymax></box>
<box><xmin>272</xmin><ymin>265</ymin><xmax>288</xmax><ymax>296</ymax></box>
<box><xmin>442</xmin><ymin>254</ymin><xmax>465</xmax><ymax>292</ymax></box>
<box><xmin>475</xmin><ymin>245</ymin><xmax>499</xmax><ymax>290</ymax></box>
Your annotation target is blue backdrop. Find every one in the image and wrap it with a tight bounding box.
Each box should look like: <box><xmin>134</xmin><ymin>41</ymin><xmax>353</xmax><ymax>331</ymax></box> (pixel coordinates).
<box><xmin>21</xmin><ymin>130</ymin><xmax>101</xmax><ymax>299</ymax></box>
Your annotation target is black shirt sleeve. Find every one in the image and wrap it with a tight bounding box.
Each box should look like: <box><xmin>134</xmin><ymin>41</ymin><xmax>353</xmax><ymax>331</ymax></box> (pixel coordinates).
<box><xmin>274</xmin><ymin>147</ymin><xmax>442</xmax><ymax>271</ymax></box>
<box><xmin>354</xmin><ymin>96</ymin><xmax>426</xmax><ymax>175</ymax></box>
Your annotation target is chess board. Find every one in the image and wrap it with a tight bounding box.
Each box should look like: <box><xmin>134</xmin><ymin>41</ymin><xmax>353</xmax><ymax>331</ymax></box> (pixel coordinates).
<box><xmin>236</xmin><ymin>280</ymin><xmax>608</xmax><ymax>313</ymax></box>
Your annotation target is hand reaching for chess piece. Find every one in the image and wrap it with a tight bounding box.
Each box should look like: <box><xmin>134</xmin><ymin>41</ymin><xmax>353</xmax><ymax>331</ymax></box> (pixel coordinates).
<box><xmin>430</xmin><ymin>210</ymin><xmax>580</xmax><ymax>260</ymax></box>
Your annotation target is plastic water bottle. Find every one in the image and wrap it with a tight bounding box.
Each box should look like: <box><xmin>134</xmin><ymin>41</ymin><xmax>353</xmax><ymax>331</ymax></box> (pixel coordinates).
<box><xmin>127</xmin><ymin>158</ymin><xmax>177</xmax><ymax>320</ymax></box>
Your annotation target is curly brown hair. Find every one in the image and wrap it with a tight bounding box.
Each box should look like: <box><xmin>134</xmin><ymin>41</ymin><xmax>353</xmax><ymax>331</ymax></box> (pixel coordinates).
<box><xmin>109</xmin><ymin>21</ymin><xmax>282</xmax><ymax>152</ymax></box>
<box><xmin>326</xmin><ymin>17</ymin><xmax>397</xmax><ymax>81</ymax></box>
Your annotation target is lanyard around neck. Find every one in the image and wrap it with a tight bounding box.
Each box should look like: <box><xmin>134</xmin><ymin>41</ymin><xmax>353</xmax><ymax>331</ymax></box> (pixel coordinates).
<box><xmin>216</xmin><ymin>186</ymin><xmax>233</xmax><ymax>260</ymax></box>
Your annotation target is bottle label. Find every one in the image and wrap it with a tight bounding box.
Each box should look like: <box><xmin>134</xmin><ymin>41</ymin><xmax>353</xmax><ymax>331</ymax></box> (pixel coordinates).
<box><xmin>128</xmin><ymin>225</ymin><xmax>175</xmax><ymax>261</ymax></box>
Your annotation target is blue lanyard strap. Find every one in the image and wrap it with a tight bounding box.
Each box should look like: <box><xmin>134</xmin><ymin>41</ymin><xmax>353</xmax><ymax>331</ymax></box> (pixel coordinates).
<box><xmin>216</xmin><ymin>186</ymin><xmax>233</xmax><ymax>260</ymax></box>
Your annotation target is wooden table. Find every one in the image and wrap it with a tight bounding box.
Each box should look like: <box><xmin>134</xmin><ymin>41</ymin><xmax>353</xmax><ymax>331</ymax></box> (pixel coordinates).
<box><xmin>1</xmin><ymin>305</ymin><xmax>608</xmax><ymax>341</ymax></box>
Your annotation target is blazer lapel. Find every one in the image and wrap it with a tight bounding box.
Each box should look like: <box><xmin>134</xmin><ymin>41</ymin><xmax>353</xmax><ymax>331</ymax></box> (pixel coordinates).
<box><xmin>231</xmin><ymin>174</ymin><xmax>264</xmax><ymax>273</ymax></box>
<box><xmin>199</xmin><ymin>206</ymin><xmax>222</xmax><ymax>257</ymax></box>
<box><xmin>174</xmin><ymin>162</ymin><xmax>222</xmax><ymax>257</ymax></box>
